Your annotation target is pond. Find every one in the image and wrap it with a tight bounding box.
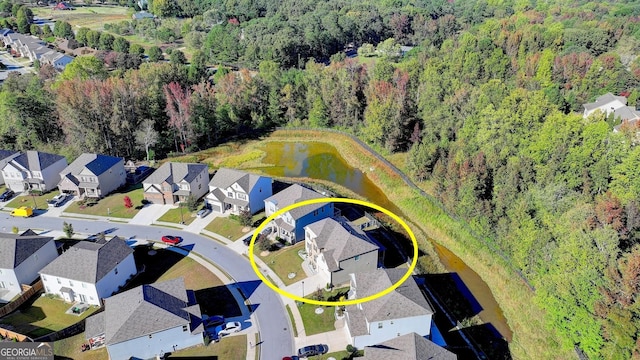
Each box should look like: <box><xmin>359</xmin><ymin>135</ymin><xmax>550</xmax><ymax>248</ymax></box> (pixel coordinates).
<box><xmin>257</xmin><ymin>141</ymin><xmax>513</xmax><ymax>341</ymax></box>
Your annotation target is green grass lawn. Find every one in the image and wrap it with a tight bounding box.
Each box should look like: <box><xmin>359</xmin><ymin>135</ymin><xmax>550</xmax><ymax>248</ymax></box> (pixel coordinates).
<box><xmin>285</xmin><ymin>304</ymin><xmax>298</xmax><ymax>337</ymax></box>
<box><xmin>260</xmin><ymin>242</ymin><xmax>305</xmax><ymax>286</ymax></box>
<box><xmin>54</xmin><ymin>333</ymin><xmax>108</xmax><ymax>360</ymax></box>
<box><xmin>157</xmin><ymin>256</ymin><xmax>224</xmax><ymax>290</ymax></box>
<box><xmin>314</xmin><ymin>350</ymin><xmax>363</xmax><ymax>360</ymax></box>
<box><xmin>5</xmin><ymin>190</ymin><xmax>60</xmax><ymax>210</ymax></box>
<box><xmin>31</xmin><ymin>5</ymin><xmax>133</xmax><ymax>31</ymax></box>
<box><xmin>64</xmin><ymin>186</ymin><xmax>144</xmax><ymax>219</ymax></box>
<box><xmin>297</xmin><ymin>302</ymin><xmax>336</xmax><ymax>336</ymax></box>
<box><xmin>0</xmin><ymin>295</ymin><xmax>98</xmax><ymax>338</ymax></box>
<box><xmin>205</xmin><ymin>216</ymin><xmax>250</xmax><ymax>240</ymax></box>
<box><xmin>157</xmin><ymin>206</ymin><xmax>196</xmax><ymax>225</ymax></box>
<box><xmin>168</xmin><ymin>334</ymin><xmax>246</xmax><ymax>360</ymax></box>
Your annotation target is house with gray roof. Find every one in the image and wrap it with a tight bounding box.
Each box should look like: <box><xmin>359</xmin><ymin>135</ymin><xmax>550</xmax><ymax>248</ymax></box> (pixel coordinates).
<box><xmin>1</xmin><ymin>150</ymin><xmax>68</xmax><ymax>193</ymax></box>
<box><xmin>0</xmin><ymin>229</ymin><xmax>57</xmax><ymax>302</ymax></box>
<box><xmin>143</xmin><ymin>162</ymin><xmax>209</xmax><ymax>205</ymax></box>
<box><xmin>39</xmin><ymin>50</ymin><xmax>73</xmax><ymax>71</ymax></box>
<box><xmin>0</xmin><ymin>29</ymin><xmax>51</xmax><ymax>62</ymax></box>
<box><xmin>305</xmin><ymin>218</ymin><xmax>380</xmax><ymax>286</ymax></box>
<box><xmin>0</xmin><ymin>150</ymin><xmax>19</xmax><ymax>185</ymax></box>
<box><xmin>264</xmin><ymin>184</ymin><xmax>334</xmax><ymax>243</ymax></box>
<box><xmin>85</xmin><ymin>277</ymin><xmax>204</xmax><ymax>359</ymax></box>
<box><xmin>58</xmin><ymin>153</ymin><xmax>126</xmax><ymax>198</ymax></box>
<box><xmin>345</xmin><ymin>268</ymin><xmax>434</xmax><ymax>348</ymax></box>
<box><xmin>39</xmin><ymin>237</ymin><xmax>136</xmax><ymax>306</ymax></box>
<box><xmin>205</xmin><ymin>168</ymin><xmax>272</xmax><ymax>215</ymax></box>
<box><xmin>362</xmin><ymin>332</ymin><xmax>456</xmax><ymax>360</ymax></box>
<box><xmin>583</xmin><ymin>93</ymin><xmax>628</xmax><ymax>118</ymax></box>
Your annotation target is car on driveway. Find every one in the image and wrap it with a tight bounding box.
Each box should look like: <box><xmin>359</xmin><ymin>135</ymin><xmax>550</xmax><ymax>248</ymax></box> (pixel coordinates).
<box><xmin>216</xmin><ymin>321</ymin><xmax>241</xmax><ymax>337</ymax></box>
<box><xmin>202</xmin><ymin>315</ymin><xmax>225</xmax><ymax>328</ymax></box>
<box><xmin>197</xmin><ymin>208</ymin><xmax>211</xmax><ymax>218</ymax></box>
<box><xmin>47</xmin><ymin>193</ymin><xmax>68</xmax><ymax>207</ymax></box>
<box><xmin>297</xmin><ymin>344</ymin><xmax>328</xmax><ymax>358</ymax></box>
<box><xmin>161</xmin><ymin>235</ymin><xmax>182</xmax><ymax>245</ymax></box>
<box><xmin>0</xmin><ymin>189</ymin><xmax>14</xmax><ymax>201</ymax></box>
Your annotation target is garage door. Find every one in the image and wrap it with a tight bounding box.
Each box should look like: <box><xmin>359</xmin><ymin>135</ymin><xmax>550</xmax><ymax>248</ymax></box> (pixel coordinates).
<box><xmin>211</xmin><ymin>204</ymin><xmax>222</xmax><ymax>213</ymax></box>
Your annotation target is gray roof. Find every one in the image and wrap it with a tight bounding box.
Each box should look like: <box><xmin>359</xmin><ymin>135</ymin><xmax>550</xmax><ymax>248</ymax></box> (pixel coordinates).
<box><xmin>583</xmin><ymin>93</ymin><xmax>627</xmax><ymax>112</ymax></box>
<box><xmin>0</xmin><ymin>230</ymin><xmax>54</xmax><ymax>269</ymax></box>
<box><xmin>306</xmin><ymin>218</ymin><xmax>378</xmax><ymax>270</ymax></box>
<box><xmin>85</xmin><ymin>311</ymin><xmax>105</xmax><ymax>339</ymax></box>
<box><xmin>39</xmin><ymin>237</ymin><xmax>133</xmax><ymax>284</ymax></box>
<box><xmin>352</xmin><ymin>269</ymin><xmax>433</xmax><ymax>322</ymax></box>
<box><xmin>613</xmin><ymin>106</ymin><xmax>640</xmax><ymax>122</ymax></box>
<box><xmin>62</xmin><ymin>153</ymin><xmax>123</xmax><ymax>178</ymax></box>
<box><xmin>145</xmin><ymin>162</ymin><xmax>208</xmax><ymax>186</ymax></box>
<box><xmin>85</xmin><ymin>278</ymin><xmax>201</xmax><ymax>345</ymax></box>
<box><xmin>265</xmin><ymin>184</ymin><xmax>327</xmax><ymax>219</ymax></box>
<box><xmin>209</xmin><ymin>168</ymin><xmax>269</xmax><ymax>193</ymax></box>
<box><xmin>0</xmin><ymin>150</ymin><xmax>18</xmax><ymax>162</ymax></box>
<box><xmin>12</xmin><ymin>151</ymin><xmax>65</xmax><ymax>172</ymax></box>
<box><xmin>363</xmin><ymin>332</ymin><xmax>457</xmax><ymax>360</ymax></box>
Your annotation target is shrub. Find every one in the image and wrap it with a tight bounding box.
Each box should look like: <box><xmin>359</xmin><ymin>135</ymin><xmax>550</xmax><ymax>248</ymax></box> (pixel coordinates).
<box><xmin>346</xmin><ymin>344</ymin><xmax>356</xmax><ymax>353</ymax></box>
<box><xmin>124</xmin><ymin>196</ymin><xmax>133</xmax><ymax>208</ymax></box>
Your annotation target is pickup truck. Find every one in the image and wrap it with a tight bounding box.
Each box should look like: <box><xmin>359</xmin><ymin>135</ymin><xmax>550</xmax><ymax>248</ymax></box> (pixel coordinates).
<box><xmin>48</xmin><ymin>193</ymin><xmax>68</xmax><ymax>207</ymax></box>
<box><xmin>10</xmin><ymin>206</ymin><xmax>33</xmax><ymax>217</ymax></box>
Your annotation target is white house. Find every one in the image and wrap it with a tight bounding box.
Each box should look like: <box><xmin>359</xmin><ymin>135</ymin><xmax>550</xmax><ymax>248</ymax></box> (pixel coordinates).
<box><xmin>39</xmin><ymin>237</ymin><xmax>136</xmax><ymax>306</ymax></box>
<box><xmin>205</xmin><ymin>168</ymin><xmax>272</xmax><ymax>215</ymax></box>
<box><xmin>305</xmin><ymin>218</ymin><xmax>379</xmax><ymax>286</ymax></box>
<box><xmin>583</xmin><ymin>93</ymin><xmax>629</xmax><ymax>118</ymax></box>
<box><xmin>362</xmin><ymin>332</ymin><xmax>457</xmax><ymax>360</ymax></box>
<box><xmin>0</xmin><ymin>150</ymin><xmax>19</xmax><ymax>185</ymax></box>
<box><xmin>264</xmin><ymin>184</ymin><xmax>334</xmax><ymax>243</ymax></box>
<box><xmin>1</xmin><ymin>150</ymin><xmax>68</xmax><ymax>193</ymax></box>
<box><xmin>345</xmin><ymin>268</ymin><xmax>434</xmax><ymax>348</ymax></box>
<box><xmin>143</xmin><ymin>162</ymin><xmax>209</xmax><ymax>205</ymax></box>
<box><xmin>58</xmin><ymin>153</ymin><xmax>126</xmax><ymax>198</ymax></box>
<box><xmin>85</xmin><ymin>277</ymin><xmax>204</xmax><ymax>360</ymax></box>
<box><xmin>0</xmin><ymin>229</ymin><xmax>58</xmax><ymax>302</ymax></box>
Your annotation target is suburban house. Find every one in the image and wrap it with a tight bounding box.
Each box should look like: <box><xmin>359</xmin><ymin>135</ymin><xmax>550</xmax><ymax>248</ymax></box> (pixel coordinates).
<box><xmin>0</xmin><ymin>29</ymin><xmax>50</xmax><ymax>62</ymax></box>
<box><xmin>143</xmin><ymin>162</ymin><xmax>209</xmax><ymax>205</ymax></box>
<box><xmin>264</xmin><ymin>184</ymin><xmax>334</xmax><ymax>243</ymax></box>
<box><xmin>39</xmin><ymin>50</ymin><xmax>74</xmax><ymax>71</ymax></box>
<box><xmin>39</xmin><ymin>237</ymin><xmax>136</xmax><ymax>306</ymax></box>
<box><xmin>58</xmin><ymin>153</ymin><xmax>126</xmax><ymax>198</ymax></box>
<box><xmin>0</xmin><ymin>150</ymin><xmax>19</xmax><ymax>185</ymax></box>
<box><xmin>1</xmin><ymin>150</ymin><xmax>68</xmax><ymax>193</ymax></box>
<box><xmin>0</xmin><ymin>230</ymin><xmax>57</xmax><ymax>302</ymax></box>
<box><xmin>583</xmin><ymin>93</ymin><xmax>628</xmax><ymax>118</ymax></box>
<box><xmin>132</xmin><ymin>11</ymin><xmax>155</xmax><ymax>20</ymax></box>
<box><xmin>85</xmin><ymin>278</ymin><xmax>204</xmax><ymax>359</ymax></box>
<box><xmin>205</xmin><ymin>168</ymin><xmax>272</xmax><ymax>215</ymax></box>
<box><xmin>345</xmin><ymin>268</ymin><xmax>434</xmax><ymax>348</ymax></box>
<box><xmin>305</xmin><ymin>218</ymin><xmax>379</xmax><ymax>286</ymax></box>
<box><xmin>362</xmin><ymin>332</ymin><xmax>457</xmax><ymax>360</ymax></box>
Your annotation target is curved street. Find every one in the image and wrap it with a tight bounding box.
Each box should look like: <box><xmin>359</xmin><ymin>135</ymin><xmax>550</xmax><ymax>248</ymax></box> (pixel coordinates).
<box><xmin>1</xmin><ymin>214</ymin><xmax>294</xmax><ymax>359</ymax></box>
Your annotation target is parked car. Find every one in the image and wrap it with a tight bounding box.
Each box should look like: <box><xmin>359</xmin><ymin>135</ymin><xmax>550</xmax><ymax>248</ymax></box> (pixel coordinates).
<box><xmin>47</xmin><ymin>193</ymin><xmax>68</xmax><ymax>207</ymax></box>
<box><xmin>283</xmin><ymin>357</ymin><xmax>300</xmax><ymax>360</ymax></box>
<box><xmin>0</xmin><ymin>189</ymin><xmax>14</xmax><ymax>201</ymax></box>
<box><xmin>216</xmin><ymin>321</ymin><xmax>241</xmax><ymax>337</ymax></box>
<box><xmin>10</xmin><ymin>206</ymin><xmax>33</xmax><ymax>217</ymax></box>
<box><xmin>161</xmin><ymin>235</ymin><xmax>182</xmax><ymax>245</ymax></box>
<box><xmin>202</xmin><ymin>315</ymin><xmax>225</xmax><ymax>327</ymax></box>
<box><xmin>297</xmin><ymin>344</ymin><xmax>328</xmax><ymax>358</ymax></box>
<box><xmin>197</xmin><ymin>208</ymin><xmax>211</xmax><ymax>218</ymax></box>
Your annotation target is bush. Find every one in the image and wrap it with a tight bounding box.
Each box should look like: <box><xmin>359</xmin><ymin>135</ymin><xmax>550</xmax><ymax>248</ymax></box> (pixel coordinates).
<box><xmin>346</xmin><ymin>344</ymin><xmax>356</xmax><ymax>353</ymax></box>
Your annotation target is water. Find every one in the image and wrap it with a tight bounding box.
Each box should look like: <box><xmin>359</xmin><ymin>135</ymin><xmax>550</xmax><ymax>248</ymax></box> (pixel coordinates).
<box><xmin>257</xmin><ymin>141</ymin><xmax>513</xmax><ymax>341</ymax></box>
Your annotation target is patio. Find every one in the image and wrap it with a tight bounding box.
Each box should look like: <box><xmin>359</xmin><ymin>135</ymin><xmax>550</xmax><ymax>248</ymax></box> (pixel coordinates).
<box><xmin>65</xmin><ymin>302</ymin><xmax>90</xmax><ymax>316</ymax></box>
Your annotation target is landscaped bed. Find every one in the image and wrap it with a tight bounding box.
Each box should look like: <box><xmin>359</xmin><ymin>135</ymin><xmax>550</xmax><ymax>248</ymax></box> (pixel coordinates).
<box><xmin>259</xmin><ymin>242</ymin><xmax>305</xmax><ymax>286</ymax></box>
<box><xmin>64</xmin><ymin>186</ymin><xmax>144</xmax><ymax>219</ymax></box>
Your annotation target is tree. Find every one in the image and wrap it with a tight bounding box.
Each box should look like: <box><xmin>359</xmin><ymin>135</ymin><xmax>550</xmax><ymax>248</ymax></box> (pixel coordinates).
<box><xmin>163</xmin><ymin>82</ymin><xmax>192</xmax><ymax>152</ymax></box>
<box><xmin>147</xmin><ymin>46</ymin><xmax>163</xmax><ymax>62</ymax></box>
<box><xmin>16</xmin><ymin>7</ymin><xmax>30</xmax><ymax>34</ymax></box>
<box><xmin>63</xmin><ymin>221</ymin><xmax>74</xmax><ymax>238</ymax></box>
<box><xmin>135</xmin><ymin>119</ymin><xmax>158</xmax><ymax>161</ymax></box>
<box><xmin>53</xmin><ymin>21</ymin><xmax>74</xmax><ymax>40</ymax></box>
<box><xmin>86</xmin><ymin>30</ymin><xmax>101</xmax><ymax>49</ymax></box>
<box><xmin>99</xmin><ymin>32</ymin><xmax>115</xmax><ymax>50</ymax></box>
<box><xmin>239</xmin><ymin>209</ymin><xmax>252</xmax><ymax>226</ymax></box>
<box><xmin>124</xmin><ymin>195</ymin><xmax>133</xmax><ymax>208</ymax></box>
<box><xmin>169</xmin><ymin>50</ymin><xmax>186</xmax><ymax>65</ymax></box>
<box><xmin>129</xmin><ymin>43</ymin><xmax>145</xmax><ymax>56</ymax></box>
<box><xmin>112</xmin><ymin>36</ymin><xmax>130</xmax><ymax>53</ymax></box>
<box><xmin>29</xmin><ymin>24</ymin><xmax>40</xmax><ymax>36</ymax></box>
<box><xmin>57</xmin><ymin>56</ymin><xmax>107</xmax><ymax>82</ymax></box>
<box><xmin>185</xmin><ymin>194</ymin><xmax>198</xmax><ymax>212</ymax></box>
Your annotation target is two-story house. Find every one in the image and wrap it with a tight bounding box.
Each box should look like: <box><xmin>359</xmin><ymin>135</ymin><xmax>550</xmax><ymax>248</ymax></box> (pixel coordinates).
<box><xmin>264</xmin><ymin>184</ymin><xmax>333</xmax><ymax>244</ymax></box>
<box><xmin>58</xmin><ymin>153</ymin><xmax>126</xmax><ymax>198</ymax></box>
<box><xmin>305</xmin><ymin>218</ymin><xmax>379</xmax><ymax>287</ymax></box>
<box><xmin>1</xmin><ymin>150</ymin><xmax>68</xmax><ymax>193</ymax></box>
<box><xmin>362</xmin><ymin>332</ymin><xmax>457</xmax><ymax>360</ymax></box>
<box><xmin>85</xmin><ymin>278</ymin><xmax>204</xmax><ymax>360</ymax></box>
<box><xmin>0</xmin><ymin>229</ymin><xmax>58</xmax><ymax>302</ymax></box>
<box><xmin>39</xmin><ymin>237</ymin><xmax>136</xmax><ymax>306</ymax></box>
<box><xmin>143</xmin><ymin>162</ymin><xmax>209</xmax><ymax>205</ymax></box>
<box><xmin>0</xmin><ymin>150</ymin><xmax>19</xmax><ymax>185</ymax></box>
<box><xmin>205</xmin><ymin>168</ymin><xmax>272</xmax><ymax>215</ymax></box>
<box><xmin>345</xmin><ymin>268</ymin><xmax>434</xmax><ymax>348</ymax></box>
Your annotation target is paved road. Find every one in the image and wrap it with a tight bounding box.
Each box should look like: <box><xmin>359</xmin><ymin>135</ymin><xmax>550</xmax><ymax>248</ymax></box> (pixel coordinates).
<box><xmin>1</xmin><ymin>215</ymin><xmax>294</xmax><ymax>359</ymax></box>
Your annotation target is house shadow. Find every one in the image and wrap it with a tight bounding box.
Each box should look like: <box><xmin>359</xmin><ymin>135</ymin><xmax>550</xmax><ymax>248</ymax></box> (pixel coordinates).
<box><xmin>421</xmin><ymin>273</ymin><xmax>482</xmax><ymax>320</ymax></box>
<box><xmin>122</xmin><ymin>245</ymin><xmax>186</xmax><ymax>291</ymax></box>
<box><xmin>234</xmin><ymin>280</ymin><xmax>261</xmax><ymax>300</ymax></box>
<box><xmin>195</xmin><ymin>285</ymin><xmax>243</xmax><ymax>318</ymax></box>
<box><xmin>462</xmin><ymin>323</ymin><xmax>512</xmax><ymax>360</ymax></box>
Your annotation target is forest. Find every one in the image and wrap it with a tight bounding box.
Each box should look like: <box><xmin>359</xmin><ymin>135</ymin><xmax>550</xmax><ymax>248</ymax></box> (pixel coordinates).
<box><xmin>1</xmin><ymin>0</ymin><xmax>640</xmax><ymax>358</ymax></box>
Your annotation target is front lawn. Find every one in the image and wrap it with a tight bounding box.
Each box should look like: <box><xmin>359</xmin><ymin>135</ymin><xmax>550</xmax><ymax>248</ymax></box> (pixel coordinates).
<box><xmin>205</xmin><ymin>216</ymin><xmax>249</xmax><ymax>240</ymax></box>
<box><xmin>316</xmin><ymin>350</ymin><xmax>364</xmax><ymax>360</ymax></box>
<box><xmin>54</xmin><ymin>332</ymin><xmax>108</xmax><ymax>360</ymax></box>
<box><xmin>168</xmin><ymin>334</ymin><xmax>246</xmax><ymax>360</ymax></box>
<box><xmin>5</xmin><ymin>190</ymin><xmax>59</xmax><ymax>210</ymax></box>
<box><xmin>0</xmin><ymin>295</ymin><xmax>98</xmax><ymax>338</ymax></box>
<box><xmin>297</xmin><ymin>302</ymin><xmax>336</xmax><ymax>336</ymax></box>
<box><xmin>64</xmin><ymin>186</ymin><xmax>144</xmax><ymax>219</ymax></box>
<box><xmin>260</xmin><ymin>242</ymin><xmax>305</xmax><ymax>286</ymax></box>
<box><xmin>157</xmin><ymin>206</ymin><xmax>196</xmax><ymax>225</ymax></box>
<box><xmin>156</xmin><ymin>256</ymin><xmax>224</xmax><ymax>290</ymax></box>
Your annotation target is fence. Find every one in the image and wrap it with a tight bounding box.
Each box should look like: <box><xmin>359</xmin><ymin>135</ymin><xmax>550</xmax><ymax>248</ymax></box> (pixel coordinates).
<box><xmin>0</xmin><ymin>327</ymin><xmax>32</xmax><ymax>342</ymax></box>
<box><xmin>34</xmin><ymin>307</ymin><xmax>105</xmax><ymax>343</ymax></box>
<box><xmin>0</xmin><ymin>280</ymin><xmax>43</xmax><ymax>318</ymax></box>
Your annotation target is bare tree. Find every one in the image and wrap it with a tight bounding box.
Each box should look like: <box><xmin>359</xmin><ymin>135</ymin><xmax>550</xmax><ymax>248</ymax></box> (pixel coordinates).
<box><xmin>135</xmin><ymin>119</ymin><xmax>158</xmax><ymax>162</ymax></box>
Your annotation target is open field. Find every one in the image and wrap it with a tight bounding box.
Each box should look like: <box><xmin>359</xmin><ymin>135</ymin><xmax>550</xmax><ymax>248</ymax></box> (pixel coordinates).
<box><xmin>31</xmin><ymin>6</ymin><xmax>132</xmax><ymax>31</ymax></box>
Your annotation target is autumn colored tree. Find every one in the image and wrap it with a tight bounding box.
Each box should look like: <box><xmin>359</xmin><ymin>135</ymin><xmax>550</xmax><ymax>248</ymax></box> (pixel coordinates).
<box><xmin>163</xmin><ymin>82</ymin><xmax>192</xmax><ymax>153</ymax></box>
<box><xmin>124</xmin><ymin>196</ymin><xmax>133</xmax><ymax>209</ymax></box>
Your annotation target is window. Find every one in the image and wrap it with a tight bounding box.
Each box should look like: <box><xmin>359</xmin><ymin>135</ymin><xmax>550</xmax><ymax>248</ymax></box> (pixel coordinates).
<box><xmin>34</xmin><ymin>254</ymin><xmax>38</xmax><ymax>261</ymax></box>
<box><xmin>89</xmin><ymin>296</ymin><xmax>94</xmax><ymax>300</ymax></box>
<box><xmin>114</xmin><ymin>268</ymin><xmax>118</xmax><ymax>275</ymax></box>
<box><xmin>227</xmin><ymin>191</ymin><xmax>233</xmax><ymax>197</ymax></box>
<box><xmin>313</xmin><ymin>210</ymin><xmax>318</xmax><ymax>216</ymax></box>
<box><xmin>41</xmin><ymin>275</ymin><xmax>46</xmax><ymax>280</ymax></box>
<box><xmin>182</xmin><ymin>325</ymin><xmax>188</xmax><ymax>332</ymax></box>
<box><xmin>82</xmin><ymin>283</ymin><xmax>87</xmax><ymax>288</ymax></box>
<box><xmin>45</xmin><ymin>287</ymin><xmax>50</xmax><ymax>292</ymax></box>
<box><xmin>69</xmin><ymin>281</ymin><xmax>74</xmax><ymax>287</ymax></box>
<box><xmin>378</xmin><ymin>323</ymin><xmax>383</xmax><ymax>329</ymax></box>
<box><xmin>354</xmin><ymin>255</ymin><xmax>360</xmax><ymax>261</ymax></box>
<box><xmin>149</xmin><ymin>334</ymin><xmax>153</xmax><ymax>339</ymax></box>
<box><xmin>238</xmin><ymin>193</ymin><xmax>246</xmax><ymax>200</ymax></box>
<box><xmin>57</xmin><ymin>278</ymin><xmax>61</xmax><ymax>284</ymax></box>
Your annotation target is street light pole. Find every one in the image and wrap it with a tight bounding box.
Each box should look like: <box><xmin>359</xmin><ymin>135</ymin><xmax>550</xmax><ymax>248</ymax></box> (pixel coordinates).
<box><xmin>31</xmin><ymin>192</ymin><xmax>37</xmax><ymax>209</ymax></box>
<box><xmin>179</xmin><ymin>203</ymin><xmax>184</xmax><ymax>224</ymax></box>
<box><xmin>302</xmin><ymin>281</ymin><xmax>305</xmax><ymax>299</ymax></box>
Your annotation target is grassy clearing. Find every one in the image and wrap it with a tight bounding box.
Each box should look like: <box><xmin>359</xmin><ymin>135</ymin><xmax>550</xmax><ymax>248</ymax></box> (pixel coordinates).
<box><xmin>168</xmin><ymin>334</ymin><xmax>246</xmax><ymax>360</ymax></box>
<box><xmin>31</xmin><ymin>6</ymin><xmax>132</xmax><ymax>31</ymax></box>
<box><xmin>205</xmin><ymin>216</ymin><xmax>250</xmax><ymax>240</ymax></box>
<box><xmin>297</xmin><ymin>302</ymin><xmax>335</xmax><ymax>336</ymax></box>
<box><xmin>217</xmin><ymin>149</ymin><xmax>265</xmax><ymax>169</ymax></box>
<box><xmin>54</xmin><ymin>333</ymin><xmax>108</xmax><ymax>360</ymax></box>
<box><xmin>0</xmin><ymin>295</ymin><xmax>98</xmax><ymax>338</ymax></box>
<box><xmin>157</xmin><ymin>206</ymin><xmax>196</xmax><ymax>225</ymax></box>
<box><xmin>260</xmin><ymin>242</ymin><xmax>305</xmax><ymax>286</ymax></box>
<box><xmin>285</xmin><ymin>304</ymin><xmax>298</xmax><ymax>337</ymax></box>
<box><xmin>157</xmin><ymin>256</ymin><xmax>224</xmax><ymax>290</ymax></box>
<box><xmin>64</xmin><ymin>186</ymin><xmax>144</xmax><ymax>219</ymax></box>
<box><xmin>5</xmin><ymin>190</ymin><xmax>59</xmax><ymax>210</ymax></box>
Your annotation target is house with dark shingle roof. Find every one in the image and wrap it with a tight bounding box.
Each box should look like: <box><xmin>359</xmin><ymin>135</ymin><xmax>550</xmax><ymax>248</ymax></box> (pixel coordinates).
<box><xmin>264</xmin><ymin>184</ymin><xmax>334</xmax><ymax>243</ymax></box>
<box><xmin>1</xmin><ymin>150</ymin><xmax>68</xmax><ymax>193</ymax></box>
<box><xmin>0</xmin><ymin>229</ymin><xmax>57</xmax><ymax>302</ymax></box>
<box><xmin>205</xmin><ymin>168</ymin><xmax>272</xmax><ymax>215</ymax></box>
<box><xmin>305</xmin><ymin>218</ymin><xmax>379</xmax><ymax>286</ymax></box>
<box><xmin>345</xmin><ymin>268</ymin><xmax>434</xmax><ymax>348</ymax></box>
<box><xmin>39</xmin><ymin>237</ymin><xmax>136</xmax><ymax>306</ymax></box>
<box><xmin>85</xmin><ymin>277</ymin><xmax>204</xmax><ymax>359</ymax></box>
<box><xmin>362</xmin><ymin>332</ymin><xmax>456</xmax><ymax>360</ymax></box>
<box><xmin>58</xmin><ymin>153</ymin><xmax>126</xmax><ymax>198</ymax></box>
<box><xmin>143</xmin><ymin>162</ymin><xmax>209</xmax><ymax>205</ymax></box>
<box><xmin>0</xmin><ymin>150</ymin><xmax>19</xmax><ymax>185</ymax></box>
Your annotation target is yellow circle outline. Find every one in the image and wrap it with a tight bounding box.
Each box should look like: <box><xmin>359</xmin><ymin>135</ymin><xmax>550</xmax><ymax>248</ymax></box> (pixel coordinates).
<box><xmin>249</xmin><ymin>197</ymin><xmax>418</xmax><ymax>306</ymax></box>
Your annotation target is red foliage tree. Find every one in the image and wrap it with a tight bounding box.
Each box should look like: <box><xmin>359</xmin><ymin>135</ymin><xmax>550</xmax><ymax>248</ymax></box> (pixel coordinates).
<box><xmin>123</xmin><ymin>196</ymin><xmax>133</xmax><ymax>209</ymax></box>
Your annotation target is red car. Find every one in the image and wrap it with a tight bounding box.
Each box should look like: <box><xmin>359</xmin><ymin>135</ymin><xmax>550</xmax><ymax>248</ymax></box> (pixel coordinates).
<box><xmin>161</xmin><ymin>235</ymin><xmax>182</xmax><ymax>245</ymax></box>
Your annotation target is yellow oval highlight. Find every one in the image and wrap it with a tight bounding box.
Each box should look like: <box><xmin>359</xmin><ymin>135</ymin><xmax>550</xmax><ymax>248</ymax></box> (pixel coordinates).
<box><xmin>248</xmin><ymin>197</ymin><xmax>418</xmax><ymax>306</ymax></box>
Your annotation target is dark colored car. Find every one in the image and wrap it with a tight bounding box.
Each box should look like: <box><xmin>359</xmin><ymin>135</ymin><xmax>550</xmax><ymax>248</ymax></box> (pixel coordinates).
<box><xmin>0</xmin><ymin>189</ymin><xmax>14</xmax><ymax>201</ymax></box>
<box><xmin>203</xmin><ymin>315</ymin><xmax>225</xmax><ymax>328</ymax></box>
<box><xmin>297</xmin><ymin>345</ymin><xmax>328</xmax><ymax>358</ymax></box>
<box><xmin>161</xmin><ymin>235</ymin><xmax>182</xmax><ymax>245</ymax></box>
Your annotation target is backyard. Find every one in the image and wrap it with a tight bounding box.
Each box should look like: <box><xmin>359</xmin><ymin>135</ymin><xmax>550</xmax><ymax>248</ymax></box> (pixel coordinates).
<box><xmin>64</xmin><ymin>186</ymin><xmax>144</xmax><ymax>219</ymax></box>
<box><xmin>168</xmin><ymin>334</ymin><xmax>247</xmax><ymax>360</ymax></box>
<box><xmin>54</xmin><ymin>333</ymin><xmax>108</xmax><ymax>360</ymax></box>
<box><xmin>260</xmin><ymin>242</ymin><xmax>305</xmax><ymax>286</ymax></box>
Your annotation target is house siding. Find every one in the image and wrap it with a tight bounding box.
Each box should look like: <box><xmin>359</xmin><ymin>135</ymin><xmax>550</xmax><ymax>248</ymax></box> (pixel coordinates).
<box><xmin>41</xmin><ymin>275</ymin><xmax>100</xmax><ymax>305</ymax></box>
<box><xmin>248</xmin><ymin>176</ymin><xmax>272</xmax><ymax>213</ymax></box>
<box><xmin>95</xmin><ymin>160</ymin><xmax>126</xmax><ymax>197</ymax></box>
<box><xmin>292</xmin><ymin>203</ymin><xmax>334</xmax><ymax>242</ymax></box>
<box><xmin>13</xmin><ymin>240</ymin><xmax>58</xmax><ymax>287</ymax></box>
<box><xmin>0</xmin><ymin>269</ymin><xmax>20</xmax><ymax>298</ymax></box>
<box><xmin>2</xmin><ymin>162</ymin><xmax>26</xmax><ymax>192</ymax></box>
<box><xmin>39</xmin><ymin>158</ymin><xmax>68</xmax><ymax>192</ymax></box>
<box><xmin>107</xmin><ymin>325</ymin><xmax>203</xmax><ymax>360</ymax></box>
<box><xmin>0</xmin><ymin>153</ymin><xmax>19</xmax><ymax>185</ymax></box>
<box><xmin>351</xmin><ymin>314</ymin><xmax>432</xmax><ymax>348</ymax></box>
<box><xmin>94</xmin><ymin>253</ymin><xmax>137</xmax><ymax>300</ymax></box>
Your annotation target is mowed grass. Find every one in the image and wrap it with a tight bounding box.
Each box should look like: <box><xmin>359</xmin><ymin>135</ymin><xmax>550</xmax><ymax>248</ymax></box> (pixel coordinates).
<box><xmin>54</xmin><ymin>333</ymin><xmax>108</xmax><ymax>360</ymax></box>
<box><xmin>157</xmin><ymin>206</ymin><xmax>196</xmax><ymax>225</ymax></box>
<box><xmin>297</xmin><ymin>302</ymin><xmax>335</xmax><ymax>336</ymax></box>
<box><xmin>31</xmin><ymin>6</ymin><xmax>132</xmax><ymax>30</ymax></box>
<box><xmin>205</xmin><ymin>216</ymin><xmax>249</xmax><ymax>240</ymax></box>
<box><xmin>64</xmin><ymin>187</ymin><xmax>144</xmax><ymax>219</ymax></box>
<box><xmin>168</xmin><ymin>334</ymin><xmax>246</xmax><ymax>360</ymax></box>
<box><xmin>5</xmin><ymin>190</ymin><xmax>60</xmax><ymax>210</ymax></box>
<box><xmin>157</xmin><ymin>256</ymin><xmax>224</xmax><ymax>290</ymax></box>
<box><xmin>260</xmin><ymin>242</ymin><xmax>305</xmax><ymax>286</ymax></box>
<box><xmin>0</xmin><ymin>295</ymin><xmax>99</xmax><ymax>338</ymax></box>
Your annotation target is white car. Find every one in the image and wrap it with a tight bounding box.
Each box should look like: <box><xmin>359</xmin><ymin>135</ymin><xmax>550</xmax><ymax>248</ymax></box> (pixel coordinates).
<box><xmin>216</xmin><ymin>321</ymin><xmax>241</xmax><ymax>337</ymax></box>
<box><xmin>47</xmin><ymin>193</ymin><xmax>68</xmax><ymax>207</ymax></box>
